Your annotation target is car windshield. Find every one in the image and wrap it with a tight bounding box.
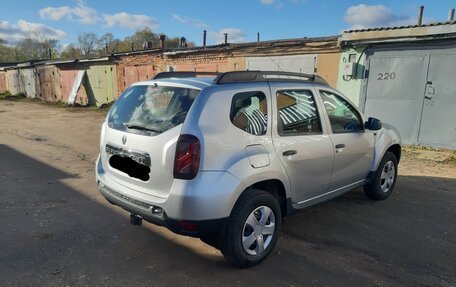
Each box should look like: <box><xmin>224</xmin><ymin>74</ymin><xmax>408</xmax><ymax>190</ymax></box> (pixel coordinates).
<box><xmin>108</xmin><ymin>84</ymin><xmax>200</xmax><ymax>134</ymax></box>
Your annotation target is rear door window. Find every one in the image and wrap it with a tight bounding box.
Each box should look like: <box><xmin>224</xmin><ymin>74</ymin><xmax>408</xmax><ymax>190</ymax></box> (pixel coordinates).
<box><xmin>108</xmin><ymin>85</ymin><xmax>200</xmax><ymax>134</ymax></box>
<box><xmin>230</xmin><ymin>91</ymin><xmax>267</xmax><ymax>136</ymax></box>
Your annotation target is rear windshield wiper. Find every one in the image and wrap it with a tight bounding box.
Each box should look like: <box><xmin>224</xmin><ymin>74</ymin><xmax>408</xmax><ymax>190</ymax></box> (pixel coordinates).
<box><xmin>123</xmin><ymin>123</ymin><xmax>163</xmax><ymax>133</ymax></box>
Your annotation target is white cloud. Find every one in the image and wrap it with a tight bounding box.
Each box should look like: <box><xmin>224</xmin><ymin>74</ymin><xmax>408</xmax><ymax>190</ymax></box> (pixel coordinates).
<box><xmin>39</xmin><ymin>6</ymin><xmax>72</xmax><ymax>21</ymax></box>
<box><xmin>39</xmin><ymin>2</ymin><xmax>99</xmax><ymax>25</ymax></box>
<box><xmin>72</xmin><ymin>4</ymin><xmax>99</xmax><ymax>24</ymax></box>
<box><xmin>104</xmin><ymin>13</ymin><xmax>159</xmax><ymax>30</ymax></box>
<box><xmin>172</xmin><ymin>14</ymin><xmax>207</xmax><ymax>29</ymax></box>
<box><xmin>209</xmin><ymin>28</ymin><xmax>246</xmax><ymax>44</ymax></box>
<box><xmin>39</xmin><ymin>2</ymin><xmax>159</xmax><ymax>30</ymax></box>
<box><xmin>344</xmin><ymin>4</ymin><xmax>413</xmax><ymax>29</ymax></box>
<box><xmin>0</xmin><ymin>20</ymin><xmax>66</xmax><ymax>44</ymax></box>
<box><xmin>260</xmin><ymin>0</ymin><xmax>294</xmax><ymax>9</ymax></box>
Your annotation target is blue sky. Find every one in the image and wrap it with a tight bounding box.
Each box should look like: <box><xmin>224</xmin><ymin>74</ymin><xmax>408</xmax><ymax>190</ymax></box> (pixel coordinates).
<box><xmin>1</xmin><ymin>0</ymin><xmax>455</xmax><ymax>47</ymax></box>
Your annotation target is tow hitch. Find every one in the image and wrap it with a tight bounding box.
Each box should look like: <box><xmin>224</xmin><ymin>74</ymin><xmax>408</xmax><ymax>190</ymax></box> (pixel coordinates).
<box><xmin>130</xmin><ymin>214</ymin><xmax>142</xmax><ymax>226</ymax></box>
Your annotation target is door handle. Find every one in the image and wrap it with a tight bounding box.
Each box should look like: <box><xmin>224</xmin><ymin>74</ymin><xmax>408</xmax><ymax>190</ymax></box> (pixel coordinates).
<box><xmin>335</xmin><ymin>144</ymin><xmax>345</xmax><ymax>149</ymax></box>
<box><xmin>425</xmin><ymin>81</ymin><xmax>435</xmax><ymax>99</ymax></box>
<box><xmin>282</xmin><ymin>150</ymin><xmax>297</xmax><ymax>156</ymax></box>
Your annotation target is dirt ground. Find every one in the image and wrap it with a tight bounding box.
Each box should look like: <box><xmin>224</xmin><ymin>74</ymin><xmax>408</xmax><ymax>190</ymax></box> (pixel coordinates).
<box><xmin>0</xmin><ymin>99</ymin><xmax>455</xmax><ymax>287</ymax></box>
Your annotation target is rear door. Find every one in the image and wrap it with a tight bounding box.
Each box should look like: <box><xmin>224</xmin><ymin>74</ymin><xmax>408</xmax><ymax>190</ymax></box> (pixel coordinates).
<box><xmin>101</xmin><ymin>84</ymin><xmax>201</xmax><ymax>199</ymax></box>
<box><xmin>271</xmin><ymin>83</ymin><xmax>334</xmax><ymax>203</ymax></box>
<box><xmin>318</xmin><ymin>90</ymin><xmax>374</xmax><ymax>190</ymax></box>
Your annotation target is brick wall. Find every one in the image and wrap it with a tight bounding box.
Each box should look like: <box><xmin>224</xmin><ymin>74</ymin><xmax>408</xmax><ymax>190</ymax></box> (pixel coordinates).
<box><xmin>116</xmin><ymin>52</ymin><xmax>165</xmax><ymax>94</ymax></box>
<box><xmin>165</xmin><ymin>52</ymin><xmax>245</xmax><ymax>72</ymax></box>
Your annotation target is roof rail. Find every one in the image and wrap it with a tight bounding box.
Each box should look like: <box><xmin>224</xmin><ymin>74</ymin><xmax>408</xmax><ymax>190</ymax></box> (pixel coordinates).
<box><xmin>214</xmin><ymin>71</ymin><xmax>328</xmax><ymax>85</ymax></box>
<box><xmin>153</xmin><ymin>71</ymin><xmax>220</xmax><ymax>79</ymax></box>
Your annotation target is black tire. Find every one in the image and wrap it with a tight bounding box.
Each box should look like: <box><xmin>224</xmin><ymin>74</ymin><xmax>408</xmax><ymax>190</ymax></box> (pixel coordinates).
<box><xmin>221</xmin><ymin>189</ymin><xmax>282</xmax><ymax>268</ymax></box>
<box><xmin>364</xmin><ymin>151</ymin><xmax>398</xmax><ymax>200</ymax></box>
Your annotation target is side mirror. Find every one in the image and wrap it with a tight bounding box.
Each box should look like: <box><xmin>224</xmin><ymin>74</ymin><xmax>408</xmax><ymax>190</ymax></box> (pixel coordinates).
<box><xmin>365</xmin><ymin>117</ymin><xmax>382</xmax><ymax>130</ymax></box>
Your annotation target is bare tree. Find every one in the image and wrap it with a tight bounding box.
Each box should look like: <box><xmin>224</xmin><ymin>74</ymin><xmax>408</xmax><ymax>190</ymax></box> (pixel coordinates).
<box><xmin>15</xmin><ymin>35</ymin><xmax>60</xmax><ymax>61</ymax></box>
<box><xmin>99</xmin><ymin>32</ymin><xmax>120</xmax><ymax>54</ymax></box>
<box><xmin>60</xmin><ymin>44</ymin><xmax>82</xmax><ymax>60</ymax></box>
<box><xmin>78</xmin><ymin>32</ymin><xmax>99</xmax><ymax>57</ymax></box>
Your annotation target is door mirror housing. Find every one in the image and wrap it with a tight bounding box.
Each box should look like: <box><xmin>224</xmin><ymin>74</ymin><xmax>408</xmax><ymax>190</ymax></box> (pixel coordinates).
<box><xmin>365</xmin><ymin>117</ymin><xmax>382</xmax><ymax>130</ymax></box>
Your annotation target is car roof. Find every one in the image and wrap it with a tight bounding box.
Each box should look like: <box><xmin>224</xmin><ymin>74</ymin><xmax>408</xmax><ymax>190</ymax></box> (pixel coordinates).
<box><xmin>131</xmin><ymin>71</ymin><xmax>330</xmax><ymax>91</ymax></box>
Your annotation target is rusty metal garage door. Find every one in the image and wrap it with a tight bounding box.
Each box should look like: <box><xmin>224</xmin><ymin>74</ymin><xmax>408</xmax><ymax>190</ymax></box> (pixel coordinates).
<box><xmin>362</xmin><ymin>48</ymin><xmax>456</xmax><ymax>149</ymax></box>
<box><xmin>6</xmin><ymin>70</ymin><xmax>21</xmax><ymax>95</ymax></box>
<box><xmin>19</xmin><ymin>68</ymin><xmax>39</xmax><ymax>98</ymax></box>
<box><xmin>60</xmin><ymin>69</ymin><xmax>79</xmax><ymax>103</ymax></box>
<box><xmin>37</xmin><ymin>66</ymin><xmax>61</xmax><ymax>102</ymax></box>
<box><xmin>0</xmin><ymin>71</ymin><xmax>7</xmax><ymax>93</ymax></box>
<box><xmin>87</xmin><ymin>65</ymin><xmax>118</xmax><ymax>106</ymax></box>
<box><xmin>124</xmin><ymin>65</ymin><xmax>155</xmax><ymax>89</ymax></box>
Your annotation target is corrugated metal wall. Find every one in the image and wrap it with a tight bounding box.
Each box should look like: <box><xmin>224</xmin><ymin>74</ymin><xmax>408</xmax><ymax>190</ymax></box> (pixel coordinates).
<box><xmin>19</xmin><ymin>68</ymin><xmax>40</xmax><ymax>98</ymax></box>
<box><xmin>0</xmin><ymin>71</ymin><xmax>7</xmax><ymax>93</ymax></box>
<box><xmin>86</xmin><ymin>64</ymin><xmax>118</xmax><ymax>106</ymax></box>
<box><xmin>6</xmin><ymin>70</ymin><xmax>21</xmax><ymax>95</ymax></box>
<box><xmin>37</xmin><ymin>65</ymin><xmax>62</xmax><ymax>102</ymax></box>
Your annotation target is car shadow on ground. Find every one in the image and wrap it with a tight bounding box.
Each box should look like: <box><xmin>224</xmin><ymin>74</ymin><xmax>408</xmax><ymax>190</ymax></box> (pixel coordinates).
<box><xmin>1</xmin><ymin>143</ymin><xmax>455</xmax><ymax>287</ymax></box>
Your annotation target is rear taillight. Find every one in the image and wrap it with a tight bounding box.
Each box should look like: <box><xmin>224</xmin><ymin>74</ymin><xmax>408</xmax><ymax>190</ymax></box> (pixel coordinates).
<box><xmin>173</xmin><ymin>134</ymin><xmax>201</xmax><ymax>180</ymax></box>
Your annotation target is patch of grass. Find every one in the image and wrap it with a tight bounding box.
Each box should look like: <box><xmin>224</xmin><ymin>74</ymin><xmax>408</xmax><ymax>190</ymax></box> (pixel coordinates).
<box><xmin>95</xmin><ymin>101</ymin><xmax>114</xmax><ymax>114</ymax></box>
<box><xmin>403</xmin><ymin>144</ymin><xmax>442</xmax><ymax>152</ymax></box>
<box><xmin>0</xmin><ymin>91</ymin><xmax>26</xmax><ymax>100</ymax></box>
<box><xmin>441</xmin><ymin>155</ymin><xmax>456</xmax><ymax>166</ymax></box>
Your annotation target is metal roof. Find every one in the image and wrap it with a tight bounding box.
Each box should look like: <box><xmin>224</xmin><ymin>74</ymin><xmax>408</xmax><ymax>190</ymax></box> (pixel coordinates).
<box><xmin>113</xmin><ymin>35</ymin><xmax>339</xmax><ymax>57</ymax></box>
<box><xmin>340</xmin><ymin>20</ymin><xmax>456</xmax><ymax>46</ymax></box>
<box><xmin>344</xmin><ymin>20</ymin><xmax>456</xmax><ymax>33</ymax></box>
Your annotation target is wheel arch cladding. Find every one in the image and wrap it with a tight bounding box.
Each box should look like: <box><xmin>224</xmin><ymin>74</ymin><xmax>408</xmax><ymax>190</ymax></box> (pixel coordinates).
<box><xmin>387</xmin><ymin>144</ymin><xmax>401</xmax><ymax>163</ymax></box>
<box><xmin>247</xmin><ymin>179</ymin><xmax>288</xmax><ymax>218</ymax></box>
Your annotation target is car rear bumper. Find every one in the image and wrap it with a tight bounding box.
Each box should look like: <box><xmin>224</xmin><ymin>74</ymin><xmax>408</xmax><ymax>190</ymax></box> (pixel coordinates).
<box><xmin>95</xmin><ymin>155</ymin><xmax>241</xmax><ymax>236</ymax></box>
<box><xmin>97</xmin><ymin>181</ymin><xmax>227</xmax><ymax>237</ymax></box>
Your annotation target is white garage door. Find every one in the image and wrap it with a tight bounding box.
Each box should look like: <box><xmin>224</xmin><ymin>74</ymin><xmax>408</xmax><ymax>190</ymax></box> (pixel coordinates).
<box><xmin>246</xmin><ymin>55</ymin><xmax>317</xmax><ymax>74</ymax></box>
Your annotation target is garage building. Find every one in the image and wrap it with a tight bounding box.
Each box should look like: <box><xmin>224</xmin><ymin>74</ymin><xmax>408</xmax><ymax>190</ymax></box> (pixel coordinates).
<box><xmin>337</xmin><ymin>21</ymin><xmax>456</xmax><ymax>149</ymax></box>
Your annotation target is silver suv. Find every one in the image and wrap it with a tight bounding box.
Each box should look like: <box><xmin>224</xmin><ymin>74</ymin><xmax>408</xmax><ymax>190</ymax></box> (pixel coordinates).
<box><xmin>96</xmin><ymin>71</ymin><xmax>401</xmax><ymax>267</ymax></box>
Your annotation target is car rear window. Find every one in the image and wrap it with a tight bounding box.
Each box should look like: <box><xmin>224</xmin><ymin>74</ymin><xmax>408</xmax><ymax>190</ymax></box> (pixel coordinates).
<box><xmin>108</xmin><ymin>85</ymin><xmax>200</xmax><ymax>134</ymax></box>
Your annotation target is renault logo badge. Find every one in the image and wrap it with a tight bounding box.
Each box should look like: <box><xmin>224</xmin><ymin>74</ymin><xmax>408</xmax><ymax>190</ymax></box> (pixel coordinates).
<box><xmin>122</xmin><ymin>135</ymin><xmax>127</xmax><ymax>145</ymax></box>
